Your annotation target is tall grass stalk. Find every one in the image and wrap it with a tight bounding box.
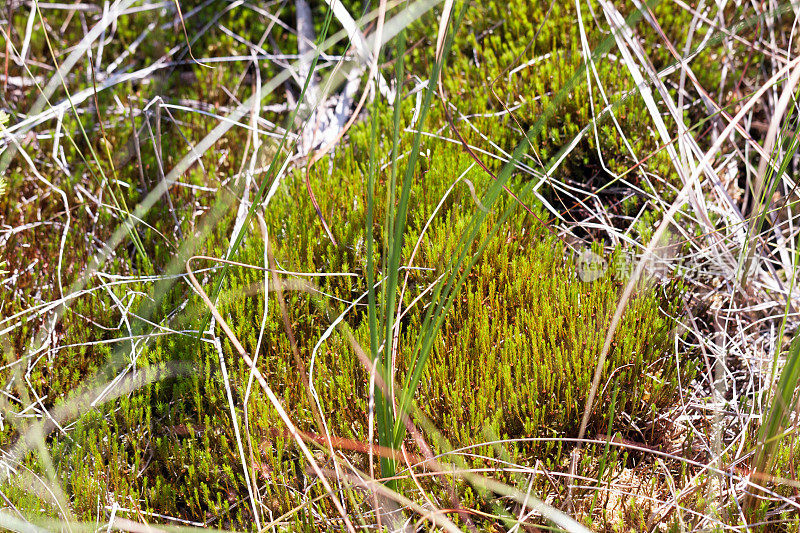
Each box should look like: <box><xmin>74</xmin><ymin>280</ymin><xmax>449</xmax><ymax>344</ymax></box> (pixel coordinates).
<box><xmin>745</xmin><ymin>164</ymin><xmax>800</xmax><ymax>512</ymax></box>
<box><xmin>738</xmin><ymin>105</ymin><xmax>800</xmax><ymax>513</ymax></box>
<box><xmin>364</xmin><ymin>0</ymin><xmax>468</xmax><ymax>485</ymax></box>
<box><xmin>366</xmin><ymin>0</ymin><xmax>660</xmax><ymax>487</ymax></box>
<box><xmin>746</xmin><ymin>333</ymin><xmax>800</xmax><ymax>512</ymax></box>
<box><xmin>190</xmin><ymin>0</ymin><xmax>443</xmax><ymax>363</ymax></box>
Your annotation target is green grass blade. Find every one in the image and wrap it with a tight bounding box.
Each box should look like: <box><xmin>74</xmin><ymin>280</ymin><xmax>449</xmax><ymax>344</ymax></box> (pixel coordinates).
<box><xmin>749</xmin><ymin>334</ymin><xmax>800</xmax><ymax>501</ymax></box>
<box><xmin>392</xmin><ymin>0</ymin><xmax>660</xmax><ymax>445</ymax></box>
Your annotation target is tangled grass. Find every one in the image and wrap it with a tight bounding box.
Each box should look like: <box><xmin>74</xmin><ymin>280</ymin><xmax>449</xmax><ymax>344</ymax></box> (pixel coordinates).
<box><xmin>2</xmin><ymin>0</ymin><xmax>800</xmax><ymax>531</ymax></box>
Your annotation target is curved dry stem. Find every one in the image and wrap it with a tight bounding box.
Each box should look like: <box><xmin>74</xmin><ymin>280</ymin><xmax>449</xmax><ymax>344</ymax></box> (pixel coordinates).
<box><xmin>185</xmin><ymin>255</ymin><xmax>357</xmax><ymax>533</ymax></box>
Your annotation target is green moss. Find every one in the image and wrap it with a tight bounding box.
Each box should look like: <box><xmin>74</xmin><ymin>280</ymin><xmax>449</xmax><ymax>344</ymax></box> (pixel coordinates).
<box><xmin>2</xmin><ymin>0</ymin><xmax>770</xmax><ymax>528</ymax></box>
<box><xmin>5</xmin><ymin>108</ymin><xmax>691</xmax><ymax>530</ymax></box>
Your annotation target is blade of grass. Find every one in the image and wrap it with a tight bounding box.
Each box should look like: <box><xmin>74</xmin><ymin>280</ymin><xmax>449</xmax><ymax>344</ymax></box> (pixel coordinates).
<box><xmin>378</xmin><ymin>0</ymin><xmax>468</xmax><ymax>465</ymax></box>
<box><xmin>194</xmin><ymin>0</ymin><xmax>443</xmax><ymax>361</ymax></box>
<box><xmin>391</xmin><ymin>0</ymin><xmax>664</xmax><ymax>449</ymax></box>
<box><xmin>745</xmin><ymin>333</ymin><xmax>800</xmax><ymax>512</ymax></box>
<box><xmin>745</xmin><ymin>233</ymin><xmax>800</xmax><ymax>512</ymax></box>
